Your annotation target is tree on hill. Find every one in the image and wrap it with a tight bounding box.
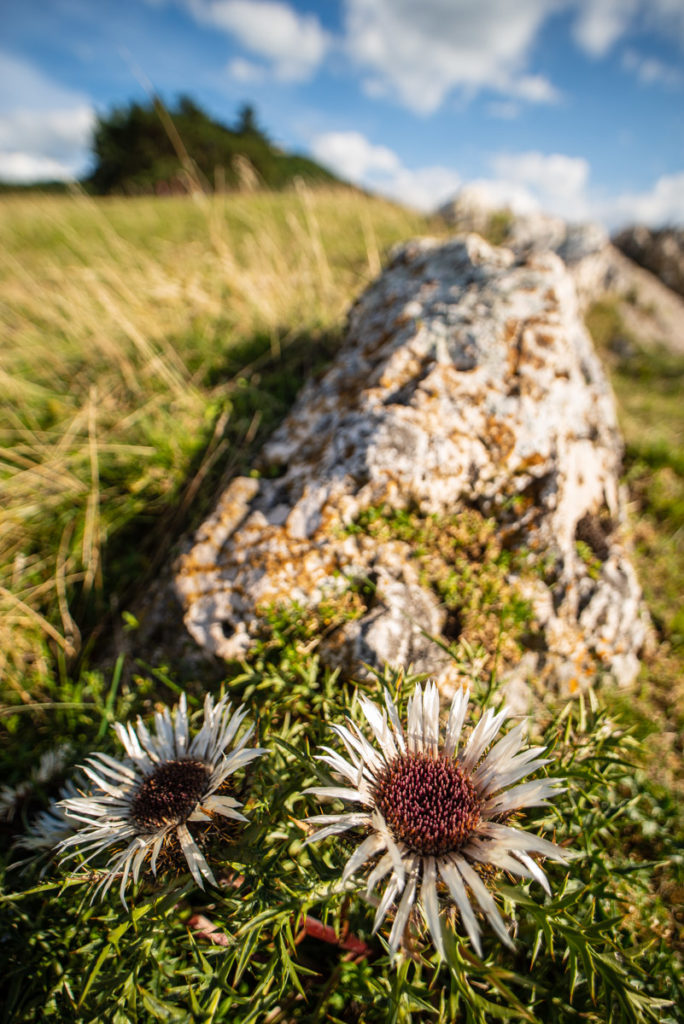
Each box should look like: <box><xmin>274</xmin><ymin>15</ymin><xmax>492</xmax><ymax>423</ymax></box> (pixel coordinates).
<box><xmin>87</xmin><ymin>95</ymin><xmax>340</xmax><ymax>195</ymax></box>
<box><xmin>234</xmin><ymin>103</ymin><xmax>265</xmax><ymax>139</ymax></box>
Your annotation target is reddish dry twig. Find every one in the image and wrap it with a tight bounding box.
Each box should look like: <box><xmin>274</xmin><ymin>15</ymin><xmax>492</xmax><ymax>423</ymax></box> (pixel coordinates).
<box><xmin>187</xmin><ymin>909</ymin><xmax>373</xmax><ymax>961</ymax></box>
<box><xmin>294</xmin><ymin>914</ymin><xmax>373</xmax><ymax>959</ymax></box>
<box><xmin>187</xmin><ymin>913</ymin><xmax>231</xmax><ymax>946</ymax></box>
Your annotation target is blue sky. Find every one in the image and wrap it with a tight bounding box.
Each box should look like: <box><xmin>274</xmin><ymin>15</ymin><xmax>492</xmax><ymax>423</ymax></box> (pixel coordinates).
<box><xmin>2</xmin><ymin>0</ymin><xmax>683</xmax><ymax>227</ymax></box>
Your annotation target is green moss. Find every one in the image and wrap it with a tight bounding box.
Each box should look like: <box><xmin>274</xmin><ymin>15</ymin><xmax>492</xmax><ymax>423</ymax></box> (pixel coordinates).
<box><xmin>584</xmin><ymin>297</ymin><xmax>634</xmax><ymax>352</ymax></box>
<box><xmin>482</xmin><ymin>210</ymin><xmax>514</xmax><ymax>247</ymax></box>
<box><xmin>575</xmin><ymin>539</ymin><xmax>603</xmax><ymax>581</ymax></box>
<box><xmin>347</xmin><ymin>503</ymin><xmax>538</xmax><ymax>669</ymax></box>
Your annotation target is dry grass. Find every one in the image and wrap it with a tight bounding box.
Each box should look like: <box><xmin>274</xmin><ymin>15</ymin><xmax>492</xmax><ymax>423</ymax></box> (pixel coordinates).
<box><xmin>0</xmin><ymin>186</ymin><xmax>438</xmax><ymax>703</ymax></box>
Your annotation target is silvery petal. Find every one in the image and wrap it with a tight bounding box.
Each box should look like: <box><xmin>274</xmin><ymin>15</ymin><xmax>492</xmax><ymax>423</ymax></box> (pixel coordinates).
<box><xmin>384</xmin><ymin>689</ymin><xmax>406</xmax><ymax>754</ymax></box>
<box><xmin>372</xmin><ymin>876</ymin><xmax>401</xmax><ymax>934</ymax></box>
<box><xmin>472</xmin><ymin>722</ymin><xmax>527</xmax><ymax>790</ymax></box>
<box><xmin>479</xmin><ymin>821</ymin><xmax>572</xmax><ymax>862</ymax></box>
<box><xmin>483</xmin><ymin>778</ymin><xmax>564</xmax><ymax>816</ymax></box>
<box><xmin>422</xmin><ymin>681</ymin><xmax>440</xmax><ymax>756</ymax></box>
<box><xmin>421</xmin><ymin>856</ymin><xmax>443</xmax><ymax>957</ymax></box>
<box><xmin>366</xmin><ymin>850</ymin><xmax>393</xmax><ymax>896</ymax></box>
<box><xmin>371</xmin><ymin>809</ymin><xmax>405</xmax><ymax>890</ymax></box>
<box><xmin>407</xmin><ymin>684</ymin><xmax>424</xmax><ymax>754</ymax></box>
<box><xmin>439</xmin><ymin>858</ymin><xmax>482</xmax><ymax>957</ymax></box>
<box><xmin>512</xmin><ymin>851</ymin><xmax>551</xmax><ymax>895</ymax></box>
<box><xmin>454</xmin><ymin>856</ymin><xmax>514</xmax><ymax>950</ymax></box>
<box><xmin>460</xmin><ymin>706</ymin><xmax>509</xmax><ymax>774</ymax></box>
<box><xmin>359</xmin><ymin>696</ymin><xmax>399</xmax><ymax>762</ymax></box>
<box><xmin>177</xmin><ymin>822</ymin><xmax>215</xmax><ymax>887</ymax></box>
<box><xmin>389</xmin><ymin>865</ymin><xmax>418</xmax><ymax>951</ymax></box>
<box><xmin>443</xmin><ymin>685</ymin><xmax>470</xmax><ymax>759</ymax></box>
<box><xmin>342</xmin><ymin>832</ymin><xmax>386</xmax><ymax>883</ymax></box>
<box><xmin>302</xmin><ymin>786</ymin><xmax>366</xmax><ymax>804</ymax></box>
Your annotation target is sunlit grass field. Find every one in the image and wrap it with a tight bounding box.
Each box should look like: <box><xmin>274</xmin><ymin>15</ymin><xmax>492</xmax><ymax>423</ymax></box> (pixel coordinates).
<box><xmin>1</xmin><ymin>188</ymin><xmax>682</xmax><ymax>1022</ymax></box>
<box><xmin>0</xmin><ymin>186</ymin><xmax>435</xmax><ymax>708</ymax></box>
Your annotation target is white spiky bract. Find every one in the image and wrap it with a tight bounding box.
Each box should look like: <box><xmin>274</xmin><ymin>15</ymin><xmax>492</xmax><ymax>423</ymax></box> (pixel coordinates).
<box><xmin>58</xmin><ymin>693</ymin><xmax>266</xmax><ymax>906</ymax></box>
<box><xmin>305</xmin><ymin>681</ymin><xmax>570</xmax><ymax>958</ymax></box>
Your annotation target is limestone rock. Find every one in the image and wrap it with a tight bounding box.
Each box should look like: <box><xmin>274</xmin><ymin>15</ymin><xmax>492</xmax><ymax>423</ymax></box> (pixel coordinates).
<box><xmin>438</xmin><ymin>193</ymin><xmax>684</xmax><ymax>348</ymax></box>
<box><xmin>438</xmin><ymin>190</ymin><xmax>613</xmax><ymax>306</ymax></box>
<box><xmin>175</xmin><ymin>234</ymin><xmax>650</xmax><ymax>700</ymax></box>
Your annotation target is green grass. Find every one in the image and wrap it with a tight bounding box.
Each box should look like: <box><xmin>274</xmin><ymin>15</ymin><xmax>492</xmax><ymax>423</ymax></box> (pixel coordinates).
<box><xmin>585</xmin><ymin>298</ymin><xmax>684</xmax><ymax>791</ymax></box>
<box><xmin>0</xmin><ymin>199</ymin><xmax>682</xmax><ymax>1022</ymax></box>
<box><xmin>0</xmin><ymin>187</ymin><xmax>436</xmax><ymax>710</ymax></box>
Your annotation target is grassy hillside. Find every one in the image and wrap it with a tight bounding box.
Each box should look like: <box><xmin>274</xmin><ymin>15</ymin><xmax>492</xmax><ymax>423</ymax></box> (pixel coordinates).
<box><xmin>0</xmin><ymin>186</ymin><xmax>436</xmax><ymax>717</ymax></box>
<box><xmin>0</xmin><ymin>190</ymin><xmax>681</xmax><ymax>1021</ymax></box>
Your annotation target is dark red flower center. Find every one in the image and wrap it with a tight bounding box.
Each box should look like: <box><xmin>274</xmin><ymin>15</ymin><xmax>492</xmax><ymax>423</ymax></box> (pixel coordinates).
<box><xmin>131</xmin><ymin>759</ymin><xmax>211</xmax><ymax>831</ymax></box>
<box><xmin>372</xmin><ymin>753</ymin><xmax>481</xmax><ymax>856</ymax></box>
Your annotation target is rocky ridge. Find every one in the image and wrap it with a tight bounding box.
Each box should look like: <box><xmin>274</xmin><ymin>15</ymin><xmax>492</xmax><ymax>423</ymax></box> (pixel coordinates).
<box><xmin>440</xmin><ymin>190</ymin><xmax>684</xmax><ymax>354</ymax></box>
<box><xmin>175</xmin><ymin>230</ymin><xmax>651</xmax><ymax>706</ymax></box>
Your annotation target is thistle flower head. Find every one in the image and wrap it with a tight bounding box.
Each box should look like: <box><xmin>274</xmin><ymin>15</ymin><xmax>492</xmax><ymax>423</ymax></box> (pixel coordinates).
<box><xmin>305</xmin><ymin>681</ymin><xmax>570</xmax><ymax>957</ymax></box>
<box><xmin>58</xmin><ymin>692</ymin><xmax>266</xmax><ymax>906</ymax></box>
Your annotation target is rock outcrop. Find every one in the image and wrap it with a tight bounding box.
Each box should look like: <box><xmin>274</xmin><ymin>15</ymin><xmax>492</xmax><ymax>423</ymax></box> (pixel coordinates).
<box><xmin>439</xmin><ymin>191</ymin><xmax>684</xmax><ymax>355</ymax></box>
<box><xmin>438</xmin><ymin>190</ymin><xmax>616</xmax><ymax>310</ymax></box>
<box><xmin>175</xmin><ymin>234</ymin><xmax>650</xmax><ymax>704</ymax></box>
<box><xmin>613</xmin><ymin>226</ymin><xmax>684</xmax><ymax>300</ymax></box>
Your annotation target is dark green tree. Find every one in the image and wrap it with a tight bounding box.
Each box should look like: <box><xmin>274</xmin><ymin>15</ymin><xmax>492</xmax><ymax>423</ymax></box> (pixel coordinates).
<box><xmin>87</xmin><ymin>96</ymin><xmax>341</xmax><ymax>195</ymax></box>
<box><xmin>235</xmin><ymin>103</ymin><xmax>264</xmax><ymax>138</ymax></box>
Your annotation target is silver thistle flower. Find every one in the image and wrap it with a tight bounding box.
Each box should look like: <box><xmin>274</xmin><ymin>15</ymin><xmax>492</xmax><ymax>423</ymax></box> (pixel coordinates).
<box><xmin>58</xmin><ymin>693</ymin><xmax>266</xmax><ymax>906</ymax></box>
<box><xmin>305</xmin><ymin>681</ymin><xmax>570</xmax><ymax>957</ymax></box>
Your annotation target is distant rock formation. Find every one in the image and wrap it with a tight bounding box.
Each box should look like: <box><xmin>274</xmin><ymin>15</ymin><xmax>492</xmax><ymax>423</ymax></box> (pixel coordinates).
<box><xmin>613</xmin><ymin>226</ymin><xmax>684</xmax><ymax>299</ymax></box>
<box><xmin>439</xmin><ymin>191</ymin><xmax>684</xmax><ymax>354</ymax></box>
<box><xmin>175</xmin><ymin>233</ymin><xmax>650</xmax><ymax>705</ymax></box>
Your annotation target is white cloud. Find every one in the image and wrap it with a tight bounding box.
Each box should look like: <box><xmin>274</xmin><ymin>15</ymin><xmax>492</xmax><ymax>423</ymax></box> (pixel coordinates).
<box><xmin>0</xmin><ymin>51</ymin><xmax>89</xmax><ymax>114</ymax></box>
<box><xmin>601</xmin><ymin>171</ymin><xmax>684</xmax><ymax>227</ymax></box>
<box><xmin>310</xmin><ymin>130</ymin><xmax>460</xmax><ymax>211</ymax></box>
<box><xmin>339</xmin><ymin>1</ymin><xmax>684</xmax><ymax>115</ymax></box>
<box><xmin>0</xmin><ymin>52</ymin><xmax>94</xmax><ymax>183</ymax></box>
<box><xmin>383</xmin><ymin>165</ymin><xmax>464</xmax><ymax>211</ymax></box>
<box><xmin>572</xmin><ymin>0</ymin><xmax>684</xmax><ymax>57</ymax></box>
<box><xmin>0</xmin><ymin>107</ymin><xmax>94</xmax><ymax>163</ymax></box>
<box><xmin>227</xmin><ymin>56</ymin><xmax>266</xmax><ymax>83</ymax></box>
<box><xmin>572</xmin><ymin>0</ymin><xmax>638</xmax><ymax>57</ymax></box>
<box><xmin>622</xmin><ymin>49</ymin><xmax>682</xmax><ymax>87</ymax></box>
<box><xmin>343</xmin><ymin>0</ymin><xmax>561</xmax><ymax>115</ymax></box>
<box><xmin>311</xmin><ymin>131</ymin><xmax>401</xmax><ymax>181</ymax></box>
<box><xmin>510</xmin><ymin>74</ymin><xmax>561</xmax><ymax>103</ymax></box>
<box><xmin>642</xmin><ymin>0</ymin><xmax>684</xmax><ymax>48</ymax></box>
<box><xmin>453</xmin><ymin>151</ymin><xmax>684</xmax><ymax>229</ymax></box>
<box><xmin>492</xmin><ymin>151</ymin><xmax>590</xmax><ymax>197</ymax></box>
<box><xmin>0</xmin><ymin>152</ymin><xmax>78</xmax><ymax>183</ymax></box>
<box><xmin>441</xmin><ymin>151</ymin><xmax>591</xmax><ymax>223</ymax></box>
<box><xmin>451</xmin><ymin>180</ymin><xmax>541</xmax><ymax>216</ymax></box>
<box><xmin>489</xmin><ymin>151</ymin><xmax>591</xmax><ymax>219</ymax></box>
<box><xmin>189</xmin><ymin>0</ymin><xmax>329</xmax><ymax>81</ymax></box>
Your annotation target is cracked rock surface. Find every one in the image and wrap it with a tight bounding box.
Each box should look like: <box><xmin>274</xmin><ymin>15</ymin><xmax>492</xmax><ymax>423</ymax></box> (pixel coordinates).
<box><xmin>175</xmin><ymin>234</ymin><xmax>650</xmax><ymax>702</ymax></box>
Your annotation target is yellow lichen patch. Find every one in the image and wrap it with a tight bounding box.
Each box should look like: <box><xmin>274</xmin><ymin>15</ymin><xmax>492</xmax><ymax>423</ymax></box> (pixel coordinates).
<box><xmin>484</xmin><ymin>415</ymin><xmax>517</xmax><ymax>463</ymax></box>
